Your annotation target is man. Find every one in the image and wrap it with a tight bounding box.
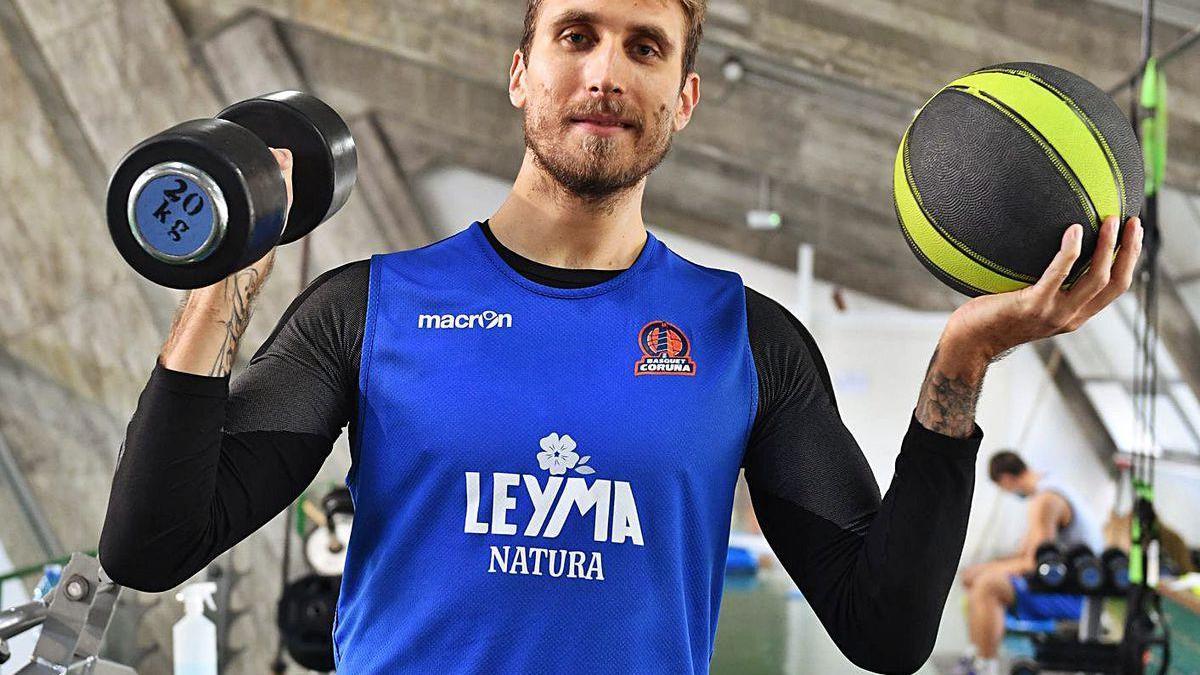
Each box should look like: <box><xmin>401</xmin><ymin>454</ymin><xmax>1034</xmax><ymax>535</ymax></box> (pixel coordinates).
<box><xmin>959</xmin><ymin>451</ymin><xmax>1105</xmax><ymax>675</ymax></box>
<box><xmin>98</xmin><ymin>0</ymin><xmax>1143</xmax><ymax>672</ymax></box>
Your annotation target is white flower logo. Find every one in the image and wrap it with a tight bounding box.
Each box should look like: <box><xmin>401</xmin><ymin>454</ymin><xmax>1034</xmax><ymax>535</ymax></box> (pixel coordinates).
<box><xmin>537</xmin><ymin>433</ymin><xmax>594</xmax><ymax>475</ymax></box>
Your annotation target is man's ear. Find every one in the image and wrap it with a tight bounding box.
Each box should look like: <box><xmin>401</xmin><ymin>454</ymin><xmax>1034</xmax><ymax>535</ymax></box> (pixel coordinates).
<box><xmin>509</xmin><ymin>50</ymin><xmax>528</xmax><ymax>109</ymax></box>
<box><xmin>673</xmin><ymin>72</ymin><xmax>700</xmax><ymax>132</ymax></box>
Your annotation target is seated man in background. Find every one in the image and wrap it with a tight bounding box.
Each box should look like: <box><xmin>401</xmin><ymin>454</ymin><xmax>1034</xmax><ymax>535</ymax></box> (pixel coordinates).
<box><xmin>958</xmin><ymin>450</ymin><xmax>1105</xmax><ymax>675</ymax></box>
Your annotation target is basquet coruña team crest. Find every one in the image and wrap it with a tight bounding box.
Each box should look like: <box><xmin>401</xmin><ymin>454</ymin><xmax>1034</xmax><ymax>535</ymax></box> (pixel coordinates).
<box><xmin>634</xmin><ymin>320</ymin><xmax>697</xmax><ymax>376</ymax></box>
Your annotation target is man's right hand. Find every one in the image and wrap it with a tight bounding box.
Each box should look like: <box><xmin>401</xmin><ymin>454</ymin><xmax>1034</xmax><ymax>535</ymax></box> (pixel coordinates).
<box><xmin>158</xmin><ymin>148</ymin><xmax>293</xmax><ymax>377</ymax></box>
<box><xmin>243</xmin><ymin>148</ymin><xmax>295</xmax><ymax>274</ymax></box>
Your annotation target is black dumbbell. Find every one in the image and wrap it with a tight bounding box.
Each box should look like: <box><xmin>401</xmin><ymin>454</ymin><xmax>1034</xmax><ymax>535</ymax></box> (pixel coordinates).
<box><xmin>1035</xmin><ymin>542</ymin><xmax>1067</xmax><ymax>588</ymax></box>
<box><xmin>277</xmin><ymin>573</ymin><xmax>339</xmax><ymax>672</ymax></box>
<box><xmin>1065</xmin><ymin>544</ymin><xmax>1103</xmax><ymax>592</ymax></box>
<box><xmin>106</xmin><ymin>91</ymin><xmax>357</xmax><ymax>289</ymax></box>
<box><xmin>1100</xmin><ymin>547</ymin><xmax>1131</xmax><ymax>593</ymax></box>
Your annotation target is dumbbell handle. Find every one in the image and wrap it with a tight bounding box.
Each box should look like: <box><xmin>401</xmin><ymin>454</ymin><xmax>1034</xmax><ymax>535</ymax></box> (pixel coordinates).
<box><xmin>158</xmin><ymin>149</ymin><xmax>292</xmax><ymax>380</ymax></box>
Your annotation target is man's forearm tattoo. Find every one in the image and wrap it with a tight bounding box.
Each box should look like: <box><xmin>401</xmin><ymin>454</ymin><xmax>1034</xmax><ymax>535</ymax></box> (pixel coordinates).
<box><xmin>914</xmin><ymin>345</ymin><xmax>986</xmax><ymax>438</ymax></box>
<box><xmin>209</xmin><ymin>268</ymin><xmax>264</xmax><ymax>377</ymax></box>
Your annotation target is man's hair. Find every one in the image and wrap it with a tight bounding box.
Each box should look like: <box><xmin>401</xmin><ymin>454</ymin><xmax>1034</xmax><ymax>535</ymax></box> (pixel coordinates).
<box><xmin>520</xmin><ymin>0</ymin><xmax>707</xmax><ymax>82</ymax></box>
<box><xmin>988</xmin><ymin>450</ymin><xmax>1028</xmax><ymax>482</ymax></box>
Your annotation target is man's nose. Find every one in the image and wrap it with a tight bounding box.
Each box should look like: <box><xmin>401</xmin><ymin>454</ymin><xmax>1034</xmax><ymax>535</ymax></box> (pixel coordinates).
<box><xmin>583</xmin><ymin>37</ymin><xmax>626</xmax><ymax>96</ymax></box>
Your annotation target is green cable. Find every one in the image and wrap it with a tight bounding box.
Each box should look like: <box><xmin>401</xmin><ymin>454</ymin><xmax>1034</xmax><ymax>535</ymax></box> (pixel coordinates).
<box><xmin>295</xmin><ymin>489</ymin><xmax>308</xmax><ymax>538</ymax></box>
<box><xmin>1140</xmin><ymin>58</ymin><xmax>1168</xmax><ymax>197</ymax></box>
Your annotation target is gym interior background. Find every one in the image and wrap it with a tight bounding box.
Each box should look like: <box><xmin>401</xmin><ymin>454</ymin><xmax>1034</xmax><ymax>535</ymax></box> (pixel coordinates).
<box><xmin>1</xmin><ymin>0</ymin><xmax>1199</xmax><ymax>673</ymax></box>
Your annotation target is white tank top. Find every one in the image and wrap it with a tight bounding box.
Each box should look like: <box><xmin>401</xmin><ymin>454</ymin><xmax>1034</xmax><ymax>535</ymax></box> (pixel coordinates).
<box><xmin>1038</xmin><ymin>474</ymin><xmax>1105</xmax><ymax>553</ymax></box>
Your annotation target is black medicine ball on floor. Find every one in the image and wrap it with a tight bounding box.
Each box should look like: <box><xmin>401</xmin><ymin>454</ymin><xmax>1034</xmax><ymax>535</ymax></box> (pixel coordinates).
<box><xmin>894</xmin><ymin>62</ymin><xmax>1143</xmax><ymax>297</ymax></box>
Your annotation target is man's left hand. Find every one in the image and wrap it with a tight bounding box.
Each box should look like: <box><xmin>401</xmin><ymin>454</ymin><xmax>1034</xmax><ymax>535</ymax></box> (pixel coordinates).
<box><xmin>960</xmin><ymin>563</ymin><xmax>988</xmax><ymax>588</ymax></box>
<box><xmin>943</xmin><ymin>215</ymin><xmax>1144</xmax><ymax>362</ymax></box>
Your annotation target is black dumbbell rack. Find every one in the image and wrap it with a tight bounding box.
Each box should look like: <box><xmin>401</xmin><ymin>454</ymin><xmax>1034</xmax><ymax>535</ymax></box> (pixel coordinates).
<box><xmin>1013</xmin><ymin>582</ymin><xmax>1119</xmax><ymax>674</ymax></box>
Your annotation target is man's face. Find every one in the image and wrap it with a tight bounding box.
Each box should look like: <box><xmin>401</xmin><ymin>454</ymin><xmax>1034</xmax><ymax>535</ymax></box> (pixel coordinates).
<box><xmin>509</xmin><ymin>0</ymin><xmax>700</xmax><ymax>200</ymax></box>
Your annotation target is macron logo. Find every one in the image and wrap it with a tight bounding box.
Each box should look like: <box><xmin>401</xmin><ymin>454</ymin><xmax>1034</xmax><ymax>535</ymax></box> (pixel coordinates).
<box><xmin>418</xmin><ymin>310</ymin><xmax>513</xmax><ymax>330</ymax></box>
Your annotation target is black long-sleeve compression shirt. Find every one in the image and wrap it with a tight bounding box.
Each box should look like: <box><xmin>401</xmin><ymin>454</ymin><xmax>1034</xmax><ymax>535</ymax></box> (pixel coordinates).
<box><xmin>100</xmin><ymin>221</ymin><xmax>981</xmax><ymax>674</ymax></box>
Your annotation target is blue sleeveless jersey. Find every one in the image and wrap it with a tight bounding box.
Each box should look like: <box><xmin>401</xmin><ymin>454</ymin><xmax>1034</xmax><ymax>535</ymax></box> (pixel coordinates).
<box><xmin>333</xmin><ymin>222</ymin><xmax>759</xmax><ymax>673</ymax></box>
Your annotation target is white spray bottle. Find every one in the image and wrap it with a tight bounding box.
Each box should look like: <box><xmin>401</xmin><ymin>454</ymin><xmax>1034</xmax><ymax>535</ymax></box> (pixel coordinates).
<box><xmin>173</xmin><ymin>581</ymin><xmax>218</xmax><ymax>675</ymax></box>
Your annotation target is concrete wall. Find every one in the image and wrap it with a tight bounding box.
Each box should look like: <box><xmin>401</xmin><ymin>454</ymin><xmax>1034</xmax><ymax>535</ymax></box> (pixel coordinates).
<box><xmin>0</xmin><ymin>3</ymin><xmax>407</xmax><ymax>672</ymax></box>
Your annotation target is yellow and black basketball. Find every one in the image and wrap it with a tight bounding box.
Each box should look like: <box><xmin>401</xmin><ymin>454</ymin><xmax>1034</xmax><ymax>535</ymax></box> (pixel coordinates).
<box><xmin>894</xmin><ymin>62</ymin><xmax>1143</xmax><ymax>297</ymax></box>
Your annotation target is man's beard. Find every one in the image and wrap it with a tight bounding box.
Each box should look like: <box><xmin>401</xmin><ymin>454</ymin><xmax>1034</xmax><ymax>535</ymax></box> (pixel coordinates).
<box><xmin>523</xmin><ymin>99</ymin><xmax>674</xmax><ymax>201</ymax></box>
